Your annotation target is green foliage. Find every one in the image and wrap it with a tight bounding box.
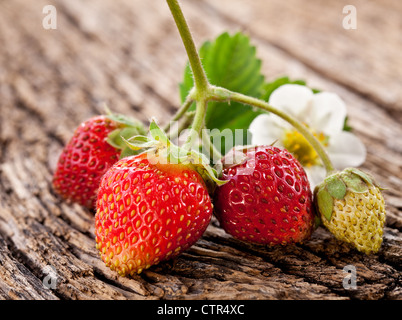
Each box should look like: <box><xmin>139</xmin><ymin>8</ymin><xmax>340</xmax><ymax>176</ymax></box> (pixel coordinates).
<box><xmin>180</xmin><ymin>32</ymin><xmax>266</xmax><ymax>152</ymax></box>
<box><xmin>179</xmin><ymin>31</ymin><xmax>352</xmax><ymax>156</ymax></box>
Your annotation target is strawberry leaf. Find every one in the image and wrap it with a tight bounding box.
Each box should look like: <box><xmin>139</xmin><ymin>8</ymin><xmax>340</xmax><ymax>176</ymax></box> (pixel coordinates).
<box><xmin>124</xmin><ymin>135</ymin><xmax>157</xmax><ymax>151</ymax></box>
<box><xmin>104</xmin><ymin>107</ymin><xmax>147</xmax><ymax>158</ymax></box>
<box><xmin>104</xmin><ymin>107</ymin><xmax>146</xmax><ymax>134</ymax></box>
<box><xmin>179</xmin><ymin>31</ymin><xmax>353</xmax><ymax>156</ymax></box>
<box><xmin>316</xmin><ymin>187</ymin><xmax>333</xmax><ymax>222</ymax></box>
<box><xmin>149</xmin><ymin>118</ymin><xmax>169</xmax><ymax>145</ymax></box>
<box><xmin>107</xmin><ymin>128</ymin><xmax>126</xmax><ymax>149</ymax></box>
<box><xmin>325</xmin><ymin>175</ymin><xmax>347</xmax><ymax>199</ymax></box>
<box><xmin>180</xmin><ymin>32</ymin><xmax>265</xmax><ymax>154</ymax></box>
<box><xmin>121</xmin><ymin>120</ymin><xmax>227</xmax><ymax>190</ymax></box>
<box><xmin>105</xmin><ymin>111</ymin><xmax>148</xmax><ymax>159</ymax></box>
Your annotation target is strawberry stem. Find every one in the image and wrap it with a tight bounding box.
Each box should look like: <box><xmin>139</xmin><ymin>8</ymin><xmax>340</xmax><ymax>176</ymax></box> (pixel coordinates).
<box><xmin>166</xmin><ymin>0</ymin><xmax>336</xmax><ymax>176</ymax></box>
<box><xmin>164</xmin><ymin>94</ymin><xmax>194</xmax><ymax>132</ymax></box>
<box><xmin>166</xmin><ymin>0</ymin><xmax>210</xmax><ymax>93</ymax></box>
<box><xmin>212</xmin><ymin>87</ymin><xmax>336</xmax><ymax>175</ymax></box>
<box><xmin>166</xmin><ymin>110</ymin><xmax>195</xmax><ymax>141</ymax></box>
<box><xmin>201</xmin><ymin>127</ymin><xmax>223</xmax><ymax>162</ymax></box>
<box><xmin>167</xmin><ymin>0</ymin><xmax>212</xmax><ymax>151</ymax></box>
<box><xmin>181</xmin><ymin>98</ymin><xmax>208</xmax><ymax>151</ymax></box>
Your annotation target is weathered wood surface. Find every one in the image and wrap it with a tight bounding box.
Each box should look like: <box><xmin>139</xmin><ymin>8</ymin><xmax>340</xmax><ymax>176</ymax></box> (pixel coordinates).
<box><xmin>0</xmin><ymin>0</ymin><xmax>401</xmax><ymax>300</ymax></box>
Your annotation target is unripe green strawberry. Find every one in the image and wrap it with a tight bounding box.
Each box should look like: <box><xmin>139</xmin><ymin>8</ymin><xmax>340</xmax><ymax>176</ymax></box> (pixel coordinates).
<box><xmin>95</xmin><ymin>153</ymin><xmax>213</xmax><ymax>276</ymax></box>
<box><xmin>315</xmin><ymin>168</ymin><xmax>386</xmax><ymax>254</ymax></box>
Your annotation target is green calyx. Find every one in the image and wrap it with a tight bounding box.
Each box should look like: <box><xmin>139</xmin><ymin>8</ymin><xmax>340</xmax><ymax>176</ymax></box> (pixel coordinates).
<box><xmin>123</xmin><ymin>119</ymin><xmax>227</xmax><ymax>193</ymax></box>
<box><xmin>104</xmin><ymin>108</ymin><xmax>147</xmax><ymax>159</ymax></box>
<box><xmin>315</xmin><ymin>168</ymin><xmax>377</xmax><ymax>222</ymax></box>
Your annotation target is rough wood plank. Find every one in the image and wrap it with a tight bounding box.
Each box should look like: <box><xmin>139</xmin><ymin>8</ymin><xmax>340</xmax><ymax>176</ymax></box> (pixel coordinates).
<box><xmin>203</xmin><ymin>0</ymin><xmax>402</xmax><ymax>118</ymax></box>
<box><xmin>0</xmin><ymin>0</ymin><xmax>401</xmax><ymax>300</ymax></box>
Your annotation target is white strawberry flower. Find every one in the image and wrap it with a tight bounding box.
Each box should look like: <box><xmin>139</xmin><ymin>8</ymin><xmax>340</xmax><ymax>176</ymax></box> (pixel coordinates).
<box><xmin>249</xmin><ymin>84</ymin><xmax>366</xmax><ymax>188</ymax></box>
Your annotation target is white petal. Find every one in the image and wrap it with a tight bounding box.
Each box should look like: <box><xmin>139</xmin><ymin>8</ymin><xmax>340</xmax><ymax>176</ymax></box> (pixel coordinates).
<box><xmin>310</xmin><ymin>92</ymin><xmax>347</xmax><ymax>135</ymax></box>
<box><xmin>249</xmin><ymin>114</ymin><xmax>286</xmax><ymax>146</ymax></box>
<box><xmin>305</xmin><ymin>165</ymin><xmax>327</xmax><ymax>190</ymax></box>
<box><xmin>268</xmin><ymin>84</ymin><xmax>313</xmax><ymax>120</ymax></box>
<box><xmin>327</xmin><ymin>131</ymin><xmax>367</xmax><ymax>169</ymax></box>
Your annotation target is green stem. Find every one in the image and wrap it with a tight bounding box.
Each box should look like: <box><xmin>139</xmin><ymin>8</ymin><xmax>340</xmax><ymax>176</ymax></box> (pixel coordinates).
<box><xmin>167</xmin><ymin>0</ymin><xmax>211</xmax><ymax>151</ymax></box>
<box><xmin>166</xmin><ymin>0</ymin><xmax>209</xmax><ymax>93</ymax></box>
<box><xmin>166</xmin><ymin>111</ymin><xmax>195</xmax><ymax>141</ymax></box>
<box><xmin>182</xmin><ymin>99</ymin><xmax>208</xmax><ymax>151</ymax></box>
<box><xmin>212</xmin><ymin>87</ymin><xmax>336</xmax><ymax>175</ymax></box>
<box><xmin>201</xmin><ymin>127</ymin><xmax>223</xmax><ymax>162</ymax></box>
<box><xmin>166</xmin><ymin>0</ymin><xmax>335</xmax><ymax>175</ymax></box>
<box><xmin>164</xmin><ymin>94</ymin><xmax>193</xmax><ymax>132</ymax></box>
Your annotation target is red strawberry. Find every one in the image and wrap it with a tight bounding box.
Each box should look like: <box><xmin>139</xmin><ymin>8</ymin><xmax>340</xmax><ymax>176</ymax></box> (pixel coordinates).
<box><xmin>95</xmin><ymin>153</ymin><xmax>213</xmax><ymax>276</ymax></box>
<box><xmin>213</xmin><ymin>145</ymin><xmax>315</xmax><ymax>245</ymax></box>
<box><xmin>53</xmin><ymin>116</ymin><xmax>120</xmax><ymax>209</ymax></box>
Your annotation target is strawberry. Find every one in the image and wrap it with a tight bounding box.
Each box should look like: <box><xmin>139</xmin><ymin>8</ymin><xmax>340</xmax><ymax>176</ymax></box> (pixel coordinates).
<box><xmin>95</xmin><ymin>153</ymin><xmax>213</xmax><ymax>276</ymax></box>
<box><xmin>213</xmin><ymin>145</ymin><xmax>315</xmax><ymax>245</ymax></box>
<box><xmin>315</xmin><ymin>168</ymin><xmax>386</xmax><ymax>254</ymax></box>
<box><xmin>53</xmin><ymin>114</ymin><xmax>145</xmax><ymax>209</ymax></box>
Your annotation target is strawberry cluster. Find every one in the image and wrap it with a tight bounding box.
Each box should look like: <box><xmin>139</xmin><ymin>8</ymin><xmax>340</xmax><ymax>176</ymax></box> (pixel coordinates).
<box><xmin>52</xmin><ymin>0</ymin><xmax>386</xmax><ymax>277</ymax></box>
<box><xmin>52</xmin><ymin>115</ymin><xmax>320</xmax><ymax>276</ymax></box>
<box><xmin>52</xmin><ymin>111</ymin><xmax>386</xmax><ymax>277</ymax></box>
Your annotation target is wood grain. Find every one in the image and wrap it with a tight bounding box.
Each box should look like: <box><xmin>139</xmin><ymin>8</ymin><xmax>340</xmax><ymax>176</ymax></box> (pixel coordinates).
<box><xmin>0</xmin><ymin>0</ymin><xmax>401</xmax><ymax>300</ymax></box>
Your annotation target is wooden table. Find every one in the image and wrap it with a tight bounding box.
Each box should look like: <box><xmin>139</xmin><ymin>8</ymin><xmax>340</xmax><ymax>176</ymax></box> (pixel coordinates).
<box><xmin>0</xmin><ymin>0</ymin><xmax>401</xmax><ymax>300</ymax></box>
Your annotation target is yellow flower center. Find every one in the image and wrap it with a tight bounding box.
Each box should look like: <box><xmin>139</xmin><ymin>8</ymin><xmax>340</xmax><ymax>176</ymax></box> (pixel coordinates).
<box><xmin>282</xmin><ymin>128</ymin><xmax>329</xmax><ymax>168</ymax></box>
